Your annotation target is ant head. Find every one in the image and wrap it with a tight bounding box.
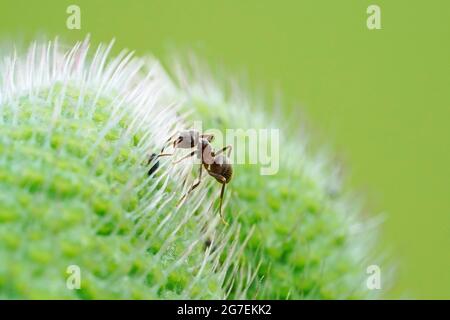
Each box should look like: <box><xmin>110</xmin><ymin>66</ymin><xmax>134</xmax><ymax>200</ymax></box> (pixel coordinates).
<box><xmin>173</xmin><ymin>135</ymin><xmax>183</xmax><ymax>146</ymax></box>
<box><xmin>173</xmin><ymin>130</ymin><xmax>200</xmax><ymax>148</ymax></box>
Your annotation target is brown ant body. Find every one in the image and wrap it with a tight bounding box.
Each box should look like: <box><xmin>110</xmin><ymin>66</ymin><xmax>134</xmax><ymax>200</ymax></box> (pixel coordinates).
<box><xmin>156</xmin><ymin>130</ymin><xmax>232</xmax><ymax>224</ymax></box>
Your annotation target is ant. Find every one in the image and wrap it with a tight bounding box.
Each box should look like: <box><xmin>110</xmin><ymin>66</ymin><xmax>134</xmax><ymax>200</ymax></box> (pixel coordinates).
<box><xmin>155</xmin><ymin>130</ymin><xmax>233</xmax><ymax>225</ymax></box>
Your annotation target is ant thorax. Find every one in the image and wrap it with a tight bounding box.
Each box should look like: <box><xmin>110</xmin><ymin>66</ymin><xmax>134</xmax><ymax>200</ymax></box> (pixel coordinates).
<box><xmin>198</xmin><ymin>139</ymin><xmax>215</xmax><ymax>164</ymax></box>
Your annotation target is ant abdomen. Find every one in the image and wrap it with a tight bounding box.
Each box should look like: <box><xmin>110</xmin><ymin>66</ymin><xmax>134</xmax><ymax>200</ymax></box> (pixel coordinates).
<box><xmin>210</xmin><ymin>155</ymin><xmax>233</xmax><ymax>183</ymax></box>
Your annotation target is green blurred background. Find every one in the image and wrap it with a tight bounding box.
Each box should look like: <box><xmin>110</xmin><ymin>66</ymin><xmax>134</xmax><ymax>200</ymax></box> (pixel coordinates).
<box><xmin>0</xmin><ymin>0</ymin><xmax>449</xmax><ymax>299</ymax></box>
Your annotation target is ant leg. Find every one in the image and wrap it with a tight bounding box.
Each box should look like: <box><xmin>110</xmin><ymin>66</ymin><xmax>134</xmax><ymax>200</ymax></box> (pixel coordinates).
<box><xmin>159</xmin><ymin>134</ymin><xmax>177</xmax><ymax>154</ymax></box>
<box><xmin>159</xmin><ymin>132</ymin><xmax>183</xmax><ymax>155</ymax></box>
<box><xmin>200</xmin><ymin>134</ymin><xmax>215</xmax><ymax>142</ymax></box>
<box><xmin>207</xmin><ymin>172</ymin><xmax>228</xmax><ymax>226</ymax></box>
<box><xmin>156</xmin><ymin>153</ymin><xmax>174</xmax><ymax>158</ymax></box>
<box><xmin>158</xmin><ymin>137</ymin><xmax>185</xmax><ymax>159</ymax></box>
<box><xmin>173</xmin><ymin>150</ymin><xmax>196</xmax><ymax>164</ymax></box>
<box><xmin>213</xmin><ymin>145</ymin><xmax>232</xmax><ymax>157</ymax></box>
<box><xmin>218</xmin><ymin>183</ymin><xmax>228</xmax><ymax>226</ymax></box>
<box><xmin>177</xmin><ymin>164</ymin><xmax>203</xmax><ymax>207</ymax></box>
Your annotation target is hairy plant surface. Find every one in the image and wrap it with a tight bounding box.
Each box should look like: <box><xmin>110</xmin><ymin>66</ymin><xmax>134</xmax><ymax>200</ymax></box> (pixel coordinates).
<box><xmin>0</xmin><ymin>39</ymin><xmax>380</xmax><ymax>299</ymax></box>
